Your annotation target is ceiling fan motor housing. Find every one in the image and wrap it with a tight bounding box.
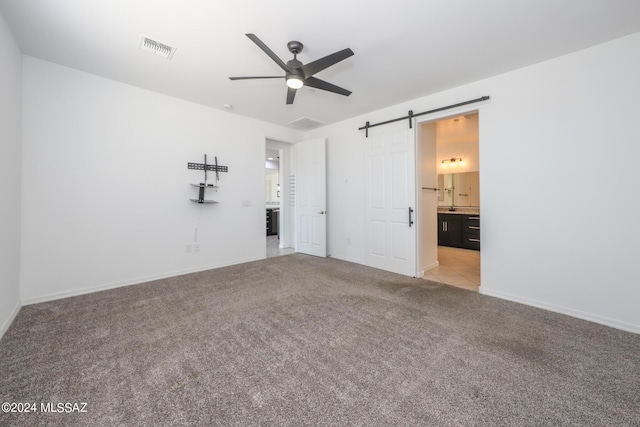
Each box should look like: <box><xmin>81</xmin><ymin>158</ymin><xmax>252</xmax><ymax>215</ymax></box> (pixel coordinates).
<box><xmin>287</xmin><ymin>40</ymin><xmax>303</xmax><ymax>55</ymax></box>
<box><xmin>287</xmin><ymin>59</ymin><xmax>303</xmax><ymax>69</ymax></box>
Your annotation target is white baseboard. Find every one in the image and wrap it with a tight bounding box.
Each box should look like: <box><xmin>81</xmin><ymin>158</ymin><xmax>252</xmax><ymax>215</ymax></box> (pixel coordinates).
<box><xmin>418</xmin><ymin>261</ymin><xmax>440</xmax><ymax>277</ymax></box>
<box><xmin>0</xmin><ymin>301</ymin><xmax>22</xmax><ymax>340</ymax></box>
<box><xmin>327</xmin><ymin>254</ymin><xmax>366</xmax><ymax>265</ymax></box>
<box><xmin>480</xmin><ymin>287</ymin><xmax>640</xmax><ymax>335</ymax></box>
<box><xmin>22</xmin><ymin>256</ymin><xmax>264</xmax><ymax>306</ymax></box>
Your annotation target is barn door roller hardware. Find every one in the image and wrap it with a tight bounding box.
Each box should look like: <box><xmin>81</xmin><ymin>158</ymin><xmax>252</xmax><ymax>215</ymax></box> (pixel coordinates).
<box><xmin>359</xmin><ymin>96</ymin><xmax>490</xmax><ymax>137</ymax></box>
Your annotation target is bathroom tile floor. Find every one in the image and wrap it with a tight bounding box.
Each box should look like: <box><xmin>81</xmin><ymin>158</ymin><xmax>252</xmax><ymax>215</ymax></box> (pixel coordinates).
<box><xmin>424</xmin><ymin>246</ymin><xmax>480</xmax><ymax>292</ymax></box>
<box><xmin>267</xmin><ymin>235</ymin><xmax>294</xmax><ymax>258</ymax></box>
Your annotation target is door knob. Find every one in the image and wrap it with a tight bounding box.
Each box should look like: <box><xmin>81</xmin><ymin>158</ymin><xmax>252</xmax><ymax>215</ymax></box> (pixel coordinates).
<box><xmin>318</xmin><ymin>211</ymin><xmax>326</xmax><ymax>215</ymax></box>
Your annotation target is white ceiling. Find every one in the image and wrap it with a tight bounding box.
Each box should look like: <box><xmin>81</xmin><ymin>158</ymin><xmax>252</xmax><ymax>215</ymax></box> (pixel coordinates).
<box><xmin>2</xmin><ymin>0</ymin><xmax>639</xmax><ymax>129</ymax></box>
<box><xmin>437</xmin><ymin>113</ymin><xmax>478</xmax><ymax>145</ymax></box>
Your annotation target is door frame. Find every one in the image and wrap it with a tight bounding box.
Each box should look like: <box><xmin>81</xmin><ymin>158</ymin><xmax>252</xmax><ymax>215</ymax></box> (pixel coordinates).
<box><xmin>416</xmin><ymin>120</ymin><xmax>439</xmax><ymax>277</ymax></box>
<box><xmin>265</xmin><ymin>137</ymin><xmax>294</xmax><ymax>254</ymax></box>
<box><xmin>414</xmin><ymin>107</ymin><xmax>481</xmax><ymax>277</ymax></box>
<box><xmin>292</xmin><ymin>137</ymin><xmax>327</xmax><ymax>257</ymax></box>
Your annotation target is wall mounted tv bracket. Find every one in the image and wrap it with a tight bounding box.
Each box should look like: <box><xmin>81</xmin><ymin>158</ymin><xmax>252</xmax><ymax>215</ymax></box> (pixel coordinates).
<box><xmin>188</xmin><ymin>154</ymin><xmax>228</xmax><ymax>204</ymax></box>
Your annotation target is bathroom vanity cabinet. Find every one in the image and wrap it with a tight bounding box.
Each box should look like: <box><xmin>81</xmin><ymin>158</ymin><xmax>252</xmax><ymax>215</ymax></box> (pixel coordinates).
<box><xmin>438</xmin><ymin>213</ymin><xmax>480</xmax><ymax>251</ymax></box>
<box><xmin>438</xmin><ymin>213</ymin><xmax>462</xmax><ymax>248</ymax></box>
<box><xmin>266</xmin><ymin>208</ymin><xmax>279</xmax><ymax>236</ymax></box>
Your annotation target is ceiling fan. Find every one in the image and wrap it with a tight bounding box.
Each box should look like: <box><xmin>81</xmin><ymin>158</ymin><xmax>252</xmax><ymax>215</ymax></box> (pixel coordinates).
<box><xmin>229</xmin><ymin>33</ymin><xmax>354</xmax><ymax>104</ymax></box>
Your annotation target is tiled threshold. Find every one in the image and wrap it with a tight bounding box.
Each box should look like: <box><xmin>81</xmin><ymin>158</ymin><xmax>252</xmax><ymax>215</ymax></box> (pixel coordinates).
<box><xmin>424</xmin><ymin>246</ymin><xmax>480</xmax><ymax>292</ymax></box>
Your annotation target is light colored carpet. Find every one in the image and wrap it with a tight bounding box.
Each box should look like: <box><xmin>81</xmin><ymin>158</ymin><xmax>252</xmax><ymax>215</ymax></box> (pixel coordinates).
<box><xmin>1</xmin><ymin>254</ymin><xmax>639</xmax><ymax>426</ymax></box>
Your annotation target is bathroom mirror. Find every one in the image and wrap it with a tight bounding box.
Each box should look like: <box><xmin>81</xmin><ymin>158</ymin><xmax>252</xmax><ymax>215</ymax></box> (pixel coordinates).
<box><xmin>265</xmin><ymin>169</ymin><xmax>280</xmax><ymax>205</ymax></box>
<box><xmin>438</xmin><ymin>171</ymin><xmax>479</xmax><ymax>207</ymax></box>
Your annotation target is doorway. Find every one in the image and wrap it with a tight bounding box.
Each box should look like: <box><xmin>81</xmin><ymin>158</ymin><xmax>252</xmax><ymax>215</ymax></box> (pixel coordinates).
<box><xmin>418</xmin><ymin>112</ymin><xmax>481</xmax><ymax>291</ymax></box>
<box><xmin>265</xmin><ymin>139</ymin><xmax>294</xmax><ymax>258</ymax></box>
<box><xmin>264</xmin><ymin>137</ymin><xmax>328</xmax><ymax>259</ymax></box>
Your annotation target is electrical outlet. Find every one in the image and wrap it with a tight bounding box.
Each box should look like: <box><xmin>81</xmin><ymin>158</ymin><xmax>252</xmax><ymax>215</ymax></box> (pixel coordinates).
<box><xmin>194</xmin><ymin>243</ymin><xmax>200</xmax><ymax>252</ymax></box>
<box><xmin>185</xmin><ymin>244</ymin><xmax>192</xmax><ymax>253</ymax></box>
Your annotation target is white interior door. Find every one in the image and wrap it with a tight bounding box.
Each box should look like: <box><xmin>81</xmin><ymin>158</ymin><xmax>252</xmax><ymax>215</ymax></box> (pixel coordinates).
<box><xmin>365</xmin><ymin>125</ymin><xmax>417</xmax><ymax>276</ymax></box>
<box><xmin>294</xmin><ymin>138</ymin><xmax>326</xmax><ymax>257</ymax></box>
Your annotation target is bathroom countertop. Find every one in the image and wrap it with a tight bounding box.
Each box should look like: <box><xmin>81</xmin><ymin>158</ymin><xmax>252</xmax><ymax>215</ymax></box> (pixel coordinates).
<box><xmin>437</xmin><ymin>207</ymin><xmax>480</xmax><ymax>215</ymax></box>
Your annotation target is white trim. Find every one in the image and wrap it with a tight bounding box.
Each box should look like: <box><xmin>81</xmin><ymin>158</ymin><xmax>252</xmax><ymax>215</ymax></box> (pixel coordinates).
<box><xmin>22</xmin><ymin>256</ymin><xmax>263</xmax><ymax>306</ymax></box>
<box><xmin>0</xmin><ymin>301</ymin><xmax>22</xmax><ymax>340</ymax></box>
<box><xmin>265</xmin><ymin>136</ymin><xmax>295</xmax><ymax>252</ymax></box>
<box><xmin>417</xmin><ymin>261</ymin><xmax>440</xmax><ymax>278</ymax></box>
<box><xmin>480</xmin><ymin>287</ymin><xmax>640</xmax><ymax>335</ymax></box>
<box><xmin>416</xmin><ymin>261</ymin><xmax>440</xmax><ymax>279</ymax></box>
<box><xmin>413</xmin><ymin>104</ymin><xmax>485</xmax><ymax>126</ymax></box>
<box><xmin>423</xmin><ymin>260</ymin><xmax>440</xmax><ymax>272</ymax></box>
<box><xmin>328</xmin><ymin>254</ymin><xmax>366</xmax><ymax>265</ymax></box>
<box><xmin>413</xmin><ymin>104</ymin><xmax>484</xmax><ymax>279</ymax></box>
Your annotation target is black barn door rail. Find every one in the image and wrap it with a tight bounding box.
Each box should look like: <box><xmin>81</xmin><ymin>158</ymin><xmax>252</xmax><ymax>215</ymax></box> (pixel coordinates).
<box><xmin>358</xmin><ymin>96</ymin><xmax>490</xmax><ymax>137</ymax></box>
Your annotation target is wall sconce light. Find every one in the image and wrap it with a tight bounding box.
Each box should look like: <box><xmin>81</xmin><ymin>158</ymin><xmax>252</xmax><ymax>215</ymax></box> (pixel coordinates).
<box><xmin>441</xmin><ymin>157</ymin><xmax>464</xmax><ymax>167</ymax></box>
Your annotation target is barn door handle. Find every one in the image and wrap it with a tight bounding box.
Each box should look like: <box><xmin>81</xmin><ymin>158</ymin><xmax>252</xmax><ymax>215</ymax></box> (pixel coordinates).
<box><xmin>408</xmin><ymin>207</ymin><xmax>414</xmax><ymax>227</ymax></box>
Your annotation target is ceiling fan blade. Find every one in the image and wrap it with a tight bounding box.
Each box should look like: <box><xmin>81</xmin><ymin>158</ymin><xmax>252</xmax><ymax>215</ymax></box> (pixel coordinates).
<box><xmin>304</xmin><ymin>77</ymin><xmax>352</xmax><ymax>97</ymax></box>
<box><xmin>228</xmin><ymin>76</ymin><xmax>284</xmax><ymax>80</ymax></box>
<box><xmin>301</xmin><ymin>48</ymin><xmax>354</xmax><ymax>78</ymax></box>
<box><xmin>286</xmin><ymin>87</ymin><xmax>297</xmax><ymax>104</ymax></box>
<box><xmin>246</xmin><ymin>33</ymin><xmax>291</xmax><ymax>73</ymax></box>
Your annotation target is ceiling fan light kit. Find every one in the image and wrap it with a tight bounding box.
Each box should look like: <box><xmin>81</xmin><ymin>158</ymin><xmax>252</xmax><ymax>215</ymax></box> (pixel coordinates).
<box><xmin>286</xmin><ymin>75</ymin><xmax>304</xmax><ymax>89</ymax></box>
<box><xmin>286</xmin><ymin>78</ymin><xmax>304</xmax><ymax>89</ymax></box>
<box><xmin>229</xmin><ymin>34</ymin><xmax>354</xmax><ymax>104</ymax></box>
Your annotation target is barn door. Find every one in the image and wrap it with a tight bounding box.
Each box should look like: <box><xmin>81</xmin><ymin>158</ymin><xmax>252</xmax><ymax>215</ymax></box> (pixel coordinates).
<box><xmin>364</xmin><ymin>125</ymin><xmax>416</xmax><ymax>276</ymax></box>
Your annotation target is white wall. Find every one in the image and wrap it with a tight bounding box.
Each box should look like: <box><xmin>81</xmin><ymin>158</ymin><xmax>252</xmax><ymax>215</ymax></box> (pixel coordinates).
<box><xmin>20</xmin><ymin>57</ymin><xmax>303</xmax><ymax>303</ymax></box>
<box><xmin>308</xmin><ymin>32</ymin><xmax>640</xmax><ymax>333</ymax></box>
<box><xmin>308</xmin><ymin>119</ymin><xmax>366</xmax><ymax>263</ymax></box>
<box><xmin>0</xmin><ymin>12</ymin><xmax>22</xmax><ymax>338</ymax></box>
<box><xmin>478</xmin><ymin>33</ymin><xmax>640</xmax><ymax>333</ymax></box>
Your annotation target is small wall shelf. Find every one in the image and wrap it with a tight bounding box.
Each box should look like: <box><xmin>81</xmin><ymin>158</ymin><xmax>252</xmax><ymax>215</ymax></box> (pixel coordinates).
<box><xmin>189</xmin><ymin>183</ymin><xmax>219</xmax><ymax>204</ymax></box>
<box><xmin>188</xmin><ymin>154</ymin><xmax>228</xmax><ymax>204</ymax></box>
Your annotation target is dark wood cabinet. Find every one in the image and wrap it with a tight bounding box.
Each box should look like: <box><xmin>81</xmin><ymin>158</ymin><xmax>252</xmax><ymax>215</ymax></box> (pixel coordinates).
<box><xmin>438</xmin><ymin>213</ymin><xmax>480</xmax><ymax>250</ymax></box>
<box><xmin>438</xmin><ymin>214</ymin><xmax>462</xmax><ymax>247</ymax></box>
<box><xmin>462</xmin><ymin>215</ymin><xmax>481</xmax><ymax>250</ymax></box>
<box><xmin>266</xmin><ymin>208</ymin><xmax>279</xmax><ymax>236</ymax></box>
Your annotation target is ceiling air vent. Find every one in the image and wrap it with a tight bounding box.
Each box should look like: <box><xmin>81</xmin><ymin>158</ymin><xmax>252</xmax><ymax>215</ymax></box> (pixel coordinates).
<box><xmin>138</xmin><ymin>35</ymin><xmax>176</xmax><ymax>59</ymax></box>
<box><xmin>288</xmin><ymin>117</ymin><xmax>326</xmax><ymax>130</ymax></box>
